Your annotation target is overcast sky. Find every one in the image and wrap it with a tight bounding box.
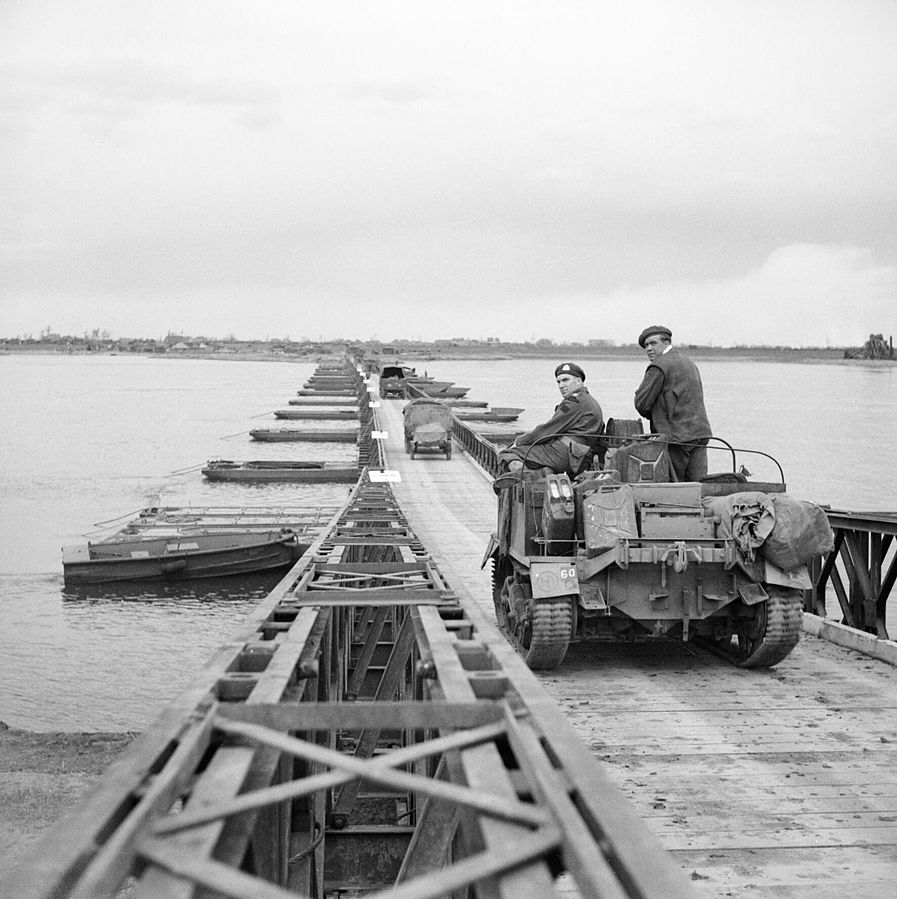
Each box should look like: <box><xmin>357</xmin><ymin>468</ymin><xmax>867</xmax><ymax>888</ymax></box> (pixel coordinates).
<box><xmin>1</xmin><ymin>1</ymin><xmax>895</xmax><ymax>347</ymax></box>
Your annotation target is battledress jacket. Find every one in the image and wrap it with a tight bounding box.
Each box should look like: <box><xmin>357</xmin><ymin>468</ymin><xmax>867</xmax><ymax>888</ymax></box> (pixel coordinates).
<box><xmin>634</xmin><ymin>348</ymin><xmax>711</xmax><ymax>442</ymax></box>
<box><xmin>515</xmin><ymin>386</ymin><xmax>605</xmax><ymax>448</ymax></box>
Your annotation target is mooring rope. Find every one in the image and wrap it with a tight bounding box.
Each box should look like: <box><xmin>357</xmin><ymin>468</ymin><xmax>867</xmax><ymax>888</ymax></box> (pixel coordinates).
<box><xmin>92</xmin><ymin>508</ymin><xmax>145</xmax><ymax>527</ymax></box>
<box><xmin>167</xmin><ymin>463</ymin><xmax>206</xmax><ymax>476</ymax></box>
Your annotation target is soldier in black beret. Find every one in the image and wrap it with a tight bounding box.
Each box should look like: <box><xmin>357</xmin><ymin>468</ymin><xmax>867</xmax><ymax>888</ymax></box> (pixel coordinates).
<box><xmin>498</xmin><ymin>363</ymin><xmax>604</xmax><ymax>476</ymax></box>
<box><xmin>554</xmin><ymin>361</ymin><xmax>586</xmax><ymax>381</ymax></box>
<box><xmin>637</xmin><ymin>325</ymin><xmax>672</xmax><ymax>348</ymax></box>
<box><xmin>634</xmin><ymin>326</ymin><xmax>712</xmax><ymax>480</ymax></box>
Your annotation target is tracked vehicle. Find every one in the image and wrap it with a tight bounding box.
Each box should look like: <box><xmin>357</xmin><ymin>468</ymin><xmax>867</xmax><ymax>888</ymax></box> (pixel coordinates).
<box><xmin>484</xmin><ymin>430</ymin><xmax>824</xmax><ymax>670</ymax></box>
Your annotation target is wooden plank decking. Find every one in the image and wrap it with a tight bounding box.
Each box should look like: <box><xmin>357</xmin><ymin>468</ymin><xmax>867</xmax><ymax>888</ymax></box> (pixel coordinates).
<box><xmin>377</xmin><ymin>397</ymin><xmax>496</xmax><ymax>620</ymax></box>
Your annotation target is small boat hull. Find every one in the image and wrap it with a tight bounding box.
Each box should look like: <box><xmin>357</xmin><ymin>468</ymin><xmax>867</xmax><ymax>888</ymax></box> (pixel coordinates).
<box><xmin>429</xmin><ymin>386</ymin><xmax>470</xmax><ymax>398</ymax></box>
<box><xmin>296</xmin><ymin>388</ymin><xmax>358</xmax><ymax>396</ymax></box>
<box><xmin>63</xmin><ymin>530</ymin><xmax>303</xmax><ymax>585</ymax></box>
<box><xmin>455</xmin><ymin>411</ymin><xmax>521</xmax><ymax>422</ymax></box>
<box><xmin>274</xmin><ymin>409</ymin><xmax>360</xmax><ymax>420</ymax></box>
<box><xmin>250</xmin><ymin>428</ymin><xmax>358</xmax><ymax>442</ymax></box>
<box><xmin>202</xmin><ymin>461</ymin><xmax>361</xmax><ymax>483</ymax></box>
<box><xmin>288</xmin><ymin>397</ymin><xmax>357</xmax><ymax>405</ymax></box>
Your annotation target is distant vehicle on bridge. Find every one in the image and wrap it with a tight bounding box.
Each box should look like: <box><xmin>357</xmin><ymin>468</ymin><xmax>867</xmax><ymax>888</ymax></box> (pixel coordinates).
<box><xmin>378</xmin><ymin>363</ymin><xmax>418</xmax><ymax>397</ymax></box>
<box><xmin>402</xmin><ymin>397</ymin><xmax>453</xmax><ymax>460</ymax></box>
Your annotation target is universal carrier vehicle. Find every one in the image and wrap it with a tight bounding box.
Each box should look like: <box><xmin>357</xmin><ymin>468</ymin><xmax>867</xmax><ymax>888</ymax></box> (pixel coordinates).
<box><xmin>486</xmin><ymin>430</ymin><xmax>829</xmax><ymax>670</ymax></box>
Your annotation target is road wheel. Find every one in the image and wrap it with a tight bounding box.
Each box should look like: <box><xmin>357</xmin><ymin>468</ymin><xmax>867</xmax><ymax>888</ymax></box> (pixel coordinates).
<box><xmin>515</xmin><ymin>597</ymin><xmax>573</xmax><ymax>669</ymax></box>
<box><xmin>493</xmin><ymin>562</ymin><xmax>571</xmax><ymax>670</ymax></box>
<box><xmin>717</xmin><ymin>586</ymin><xmax>803</xmax><ymax>668</ymax></box>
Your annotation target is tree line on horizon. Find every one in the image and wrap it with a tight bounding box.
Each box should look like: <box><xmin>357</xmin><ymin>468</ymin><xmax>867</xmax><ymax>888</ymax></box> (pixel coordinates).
<box><xmin>3</xmin><ymin>325</ymin><xmax>890</xmax><ymax>355</ymax></box>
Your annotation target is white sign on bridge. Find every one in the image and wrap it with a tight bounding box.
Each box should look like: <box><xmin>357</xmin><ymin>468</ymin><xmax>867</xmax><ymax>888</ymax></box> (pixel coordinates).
<box><xmin>369</xmin><ymin>470</ymin><xmax>401</xmax><ymax>483</ymax></box>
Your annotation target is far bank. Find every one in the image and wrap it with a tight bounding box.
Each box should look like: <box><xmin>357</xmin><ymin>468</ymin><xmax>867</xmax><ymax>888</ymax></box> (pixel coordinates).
<box><xmin>4</xmin><ymin>344</ymin><xmax>889</xmax><ymax>366</ymax></box>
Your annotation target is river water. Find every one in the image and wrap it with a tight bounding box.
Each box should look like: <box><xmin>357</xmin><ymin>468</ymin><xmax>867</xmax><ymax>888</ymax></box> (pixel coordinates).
<box><xmin>1</xmin><ymin>353</ymin><xmax>895</xmax><ymax>731</ymax></box>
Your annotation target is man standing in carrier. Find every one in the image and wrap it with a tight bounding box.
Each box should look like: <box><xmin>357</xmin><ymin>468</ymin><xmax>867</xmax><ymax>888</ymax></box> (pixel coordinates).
<box><xmin>634</xmin><ymin>325</ymin><xmax>712</xmax><ymax>481</ymax></box>
<box><xmin>498</xmin><ymin>362</ymin><xmax>604</xmax><ymax>477</ymax></box>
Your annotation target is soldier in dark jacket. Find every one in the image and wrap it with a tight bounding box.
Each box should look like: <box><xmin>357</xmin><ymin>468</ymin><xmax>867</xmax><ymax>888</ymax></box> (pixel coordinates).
<box><xmin>634</xmin><ymin>325</ymin><xmax>712</xmax><ymax>481</ymax></box>
<box><xmin>499</xmin><ymin>362</ymin><xmax>604</xmax><ymax>477</ymax></box>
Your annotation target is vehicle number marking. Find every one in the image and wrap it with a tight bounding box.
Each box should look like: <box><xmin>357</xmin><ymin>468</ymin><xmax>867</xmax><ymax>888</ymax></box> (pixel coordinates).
<box><xmin>530</xmin><ymin>562</ymin><xmax>579</xmax><ymax>598</ymax></box>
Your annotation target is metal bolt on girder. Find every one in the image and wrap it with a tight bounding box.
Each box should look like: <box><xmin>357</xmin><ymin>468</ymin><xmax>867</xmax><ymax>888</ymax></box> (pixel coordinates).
<box><xmin>298</xmin><ymin>659</ymin><xmax>319</xmax><ymax>678</ymax></box>
<box><xmin>416</xmin><ymin>659</ymin><xmax>437</xmax><ymax>679</ymax></box>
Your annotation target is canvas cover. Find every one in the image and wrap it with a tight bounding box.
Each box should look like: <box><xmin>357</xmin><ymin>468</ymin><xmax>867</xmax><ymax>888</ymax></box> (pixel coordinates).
<box><xmin>702</xmin><ymin>492</ymin><xmax>776</xmax><ymax>561</ymax></box>
<box><xmin>763</xmin><ymin>495</ymin><xmax>835</xmax><ymax>570</ymax></box>
<box><xmin>702</xmin><ymin>492</ymin><xmax>834</xmax><ymax>571</ymax></box>
<box><xmin>403</xmin><ymin>399</ymin><xmax>453</xmax><ymax>436</ymax></box>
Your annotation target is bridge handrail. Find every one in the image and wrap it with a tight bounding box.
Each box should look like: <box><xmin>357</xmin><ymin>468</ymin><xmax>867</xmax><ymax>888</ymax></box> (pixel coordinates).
<box><xmin>806</xmin><ymin>508</ymin><xmax>897</xmax><ymax>641</ymax></box>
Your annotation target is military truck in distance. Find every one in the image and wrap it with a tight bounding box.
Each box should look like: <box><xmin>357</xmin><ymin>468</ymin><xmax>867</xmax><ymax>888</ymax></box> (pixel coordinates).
<box><xmin>379</xmin><ymin>364</ymin><xmax>417</xmax><ymax>398</ymax></box>
<box><xmin>484</xmin><ymin>432</ymin><xmax>818</xmax><ymax>670</ymax></box>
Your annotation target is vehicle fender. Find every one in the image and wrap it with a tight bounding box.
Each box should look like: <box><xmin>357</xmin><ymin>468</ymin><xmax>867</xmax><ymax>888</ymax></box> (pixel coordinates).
<box><xmin>481</xmin><ymin>533</ymin><xmax>500</xmax><ymax>570</ymax></box>
<box><xmin>764</xmin><ymin>559</ymin><xmax>812</xmax><ymax>590</ymax></box>
<box><xmin>530</xmin><ymin>560</ymin><xmax>579</xmax><ymax>599</ymax></box>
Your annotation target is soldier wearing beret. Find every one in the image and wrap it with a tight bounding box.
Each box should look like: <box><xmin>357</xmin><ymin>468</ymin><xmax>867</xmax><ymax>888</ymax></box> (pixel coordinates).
<box><xmin>634</xmin><ymin>326</ymin><xmax>712</xmax><ymax>481</ymax></box>
<box><xmin>498</xmin><ymin>362</ymin><xmax>604</xmax><ymax>477</ymax></box>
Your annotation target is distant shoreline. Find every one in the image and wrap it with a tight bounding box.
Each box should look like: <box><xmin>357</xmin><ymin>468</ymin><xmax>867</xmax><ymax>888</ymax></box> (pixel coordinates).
<box><xmin>3</xmin><ymin>346</ymin><xmax>892</xmax><ymax>365</ymax></box>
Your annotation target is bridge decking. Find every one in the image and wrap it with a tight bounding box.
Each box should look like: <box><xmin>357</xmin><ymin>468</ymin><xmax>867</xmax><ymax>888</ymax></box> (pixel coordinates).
<box><xmin>376</xmin><ymin>394</ymin><xmax>897</xmax><ymax>897</ymax></box>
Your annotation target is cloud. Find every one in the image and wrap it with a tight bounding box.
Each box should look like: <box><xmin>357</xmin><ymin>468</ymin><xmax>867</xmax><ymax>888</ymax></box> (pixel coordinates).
<box><xmin>0</xmin><ymin>59</ymin><xmax>281</xmax><ymax>130</ymax></box>
<box><xmin>1</xmin><ymin>240</ymin><xmax>890</xmax><ymax>348</ymax></box>
<box><xmin>1</xmin><ymin>3</ymin><xmax>894</xmax><ymax>347</ymax></box>
<box><xmin>568</xmin><ymin>244</ymin><xmax>896</xmax><ymax>348</ymax></box>
<box><xmin>341</xmin><ymin>80</ymin><xmax>443</xmax><ymax>106</ymax></box>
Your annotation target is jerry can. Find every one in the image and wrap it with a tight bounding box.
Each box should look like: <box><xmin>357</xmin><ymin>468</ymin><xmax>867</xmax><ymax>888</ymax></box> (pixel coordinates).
<box><xmin>540</xmin><ymin>473</ymin><xmax>575</xmax><ymax>552</ymax></box>
<box><xmin>582</xmin><ymin>484</ymin><xmax>638</xmax><ymax>556</ymax></box>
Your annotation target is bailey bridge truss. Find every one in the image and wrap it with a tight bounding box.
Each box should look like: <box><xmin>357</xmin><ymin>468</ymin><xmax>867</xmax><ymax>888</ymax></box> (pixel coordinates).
<box><xmin>806</xmin><ymin>509</ymin><xmax>897</xmax><ymax>639</ymax></box>
<box><xmin>6</xmin><ymin>472</ymin><xmax>692</xmax><ymax>898</ymax></box>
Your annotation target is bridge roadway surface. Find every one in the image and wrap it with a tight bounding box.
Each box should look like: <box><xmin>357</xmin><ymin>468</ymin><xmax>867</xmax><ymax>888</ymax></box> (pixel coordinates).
<box><xmin>376</xmin><ymin>395</ymin><xmax>897</xmax><ymax>899</ymax></box>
